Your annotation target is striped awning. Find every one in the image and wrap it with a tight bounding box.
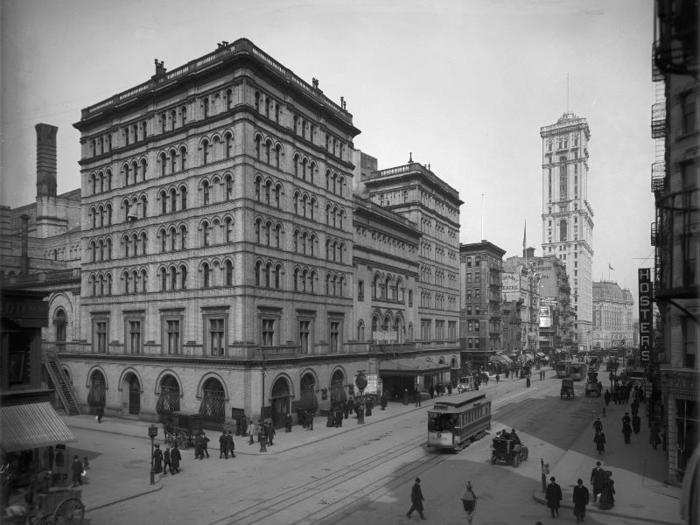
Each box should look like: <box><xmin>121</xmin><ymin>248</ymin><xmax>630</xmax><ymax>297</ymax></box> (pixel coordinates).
<box><xmin>1</xmin><ymin>402</ymin><xmax>75</xmax><ymax>452</ymax></box>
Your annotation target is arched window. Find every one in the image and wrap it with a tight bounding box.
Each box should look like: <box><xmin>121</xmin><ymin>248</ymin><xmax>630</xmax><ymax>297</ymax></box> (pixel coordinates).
<box><xmin>123</xmin><ymin>271</ymin><xmax>130</xmax><ymax>295</ymax></box>
<box><xmin>161</xmin><ymin>191</ymin><xmax>167</xmax><ymax>215</ymax></box>
<box><xmin>357</xmin><ymin>320</ymin><xmax>365</xmax><ymax>341</ymax></box>
<box><xmin>338</xmin><ymin>177</ymin><xmax>345</xmax><ymax>197</ymax></box>
<box><xmin>254</xmin><ymin>219</ymin><xmax>261</xmax><ymax>244</ymax></box>
<box><xmin>169</xmin><ymin>226</ymin><xmax>176</xmax><ymax>251</ymax></box>
<box><xmin>179</xmin><ymin>147</ymin><xmax>187</xmax><ymax>171</ymax></box>
<box><xmin>274</xmin><ymin>224</ymin><xmax>281</xmax><ymax>248</ymax></box>
<box><xmin>274</xmin><ymin>184</ymin><xmax>281</xmax><ymax>208</ymax></box>
<box><xmin>170</xmin><ymin>149</ymin><xmax>177</xmax><ymax>173</ymax></box>
<box><xmin>309</xmin><ymin>234</ymin><xmax>315</xmax><ymax>256</ymax></box>
<box><xmin>293</xmin><ymin>154</ymin><xmax>299</xmax><ymax>177</ymax></box>
<box><xmin>264</xmin><ymin>139</ymin><xmax>271</xmax><ymax>164</ymax></box>
<box><xmin>202</xmin><ymin>140</ymin><xmax>210</xmax><ymax>165</ymax></box>
<box><xmin>202</xmin><ymin>263</ymin><xmax>211</xmax><ymax>288</ymax></box>
<box><xmin>274</xmin><ymin>144</ymin><xmax>281</xmax><ymax>167</ymax></box>
<box><xmin>225</xmin><ymin>89</ymin><xmax>233</xmax><ymax>110</ymax></box>
<box><xmin>160</xmin><ymin>267</ymin><xmax>167</xmax><ymax>291</ymax></box>
<box><xmin>124</xmin><ymin>235</ymin><xmax>131</xmax><ymax>257</ymax></box>
<box><xmin>202</xmin><ymin>181</ymin><xmax>210</xmax><ymax>205</ymax></box>
<box><xmin>264</xmin><ymin>262</ymin><xmax>271</xmax><ymax>288</ymax></box>
<box><xmin>224</xmin><ymin>217</ymin><xmax>233</xmax><ymax>243</ymax></box>
<box><xmin>265</xmin><ymin>180</ymin><xmax>271</xmax><ymax>204</ymax></box>
<box><xmin>140</xmin><ymin>196</ymin><xmax>147</xmax><ymax>218</ymax></box>
<box><xmin>293</xmin><ymin>230</ymin><xmax>299</xmax><ymax>252</ymax></box>
<box><xmin>225</xmin><ymin>175</ymin><xmax>233</xmax><ymax>200</ymax></box>
<box><xmin>202</xmin><ymin>221</ymin><xmax>210</xmax><ymax>247</ymax></box>
<box><xmin>254</xmin><ymin>135</ymin><xmax>261</xmax><ymax>160</ymax></box>
<box><xmin>275</xmin><ymin>264</ymin><xmax>282</xmax><ymax>289</ymax></box>
<box><xmin>170</xmin><ymin>266</ymin><xmax>177</xmax><ymax>290</ymax></box>
<box><xmin>140</xmin><ymin>269</ymin><xmax>147</xmax><ymax>292</ymax></box>
<box><xmin>302</xmin><ymin>195</ymin><xmax>308</xmax><ymax>217</ymax></box>
<box><xmin>124</xmin><ymin>163</ymin><xmax>131</xmax><ymax>185</ymax></box>
<box><xmin>106</xmin><ymin>238</ymin><xmax>113</xmax><ymax>260</ymax></box>
<box><xmin>180</xmin><ymin>186</ymin><xmax>187</xmax><ymax>210</ymax></box>
<box><xmin>158</xmin><ymin>229</ymin><xmax>166</xmax><ymax>253</ymax></box>
<box><xmin>159</xmin><ymin>153</ymin><xmax>167</xmax><ymax>177</ymax></box>
<box><xmin>170</xmin><ymin>188</ymin><xmax>177</xmax><ymax>212</ymax></box>
<box><xmin>293</xmin><ymin>192</ymin><xmax>299</xmax><ymax>215</ymax></box>
<box><xmin>301</xmin><ymin>269</ymin><xmax>308</xmax><ymax>292</ymax></box>
<box><xmin>294</xmin><ymin>268</ymin><xmax>300</xmax><ymax>291</ymax></box>
<box><xmin>255</xmin><ymin>261</ymin><xmax>262</xmax><ymax>286</ymax></box>
<box><xmin>140</xmin><ymin>159</ymin><xmax>147</xmax><ymax>181</ymax></box>
<box><xmin>254</xmin><ymin>177</ymin><xmax>261</xmax><ymax>201</ymax></box>
<box><xmin>254</xmin><ymin>91</ymin><xmax>260</xmax><ymax>111</ymax></box>
<box><xmin>180</xmin><ymin>265</ymin><xmax>187</xmax><ymax>289</ymax></box>
<box><xmin>180</xmin><ymin>225</ymin><xmax>187</xmax><ymax>249</ymax></box>
<box><xmin>301</xmin><ymin>158</ymin><xmax>308</xmax><ymax>181</ymax></box>
<box><xmin>90</xmin><ymin>241</ymin><xmax>96</xmax><ymax>262</ymax></box>
<box><xmin>264</xmin><ymin>221</ymin><xmax>271</xmax><ymax>246</ymax></box>
<box><xmin>225</xmin><ymin>260</ymin><xmax>233</xmax><ymax>286</ymax></box>
<box><xmin>560</xmin><ymin>219</ymin><xmax>568</xmax><ymax>242</ymax></box>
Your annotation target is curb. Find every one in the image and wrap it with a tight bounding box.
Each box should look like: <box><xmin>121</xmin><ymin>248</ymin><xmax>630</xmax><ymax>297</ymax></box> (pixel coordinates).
<box><xmin>86</xmin><ymin>483</ymin><xmax>162</xmax><ymax>513</ymax></box>
<box><xmin>531</xmin><ymin>491</ymin><xmax>681</xmax><ymax>525</ymax></box>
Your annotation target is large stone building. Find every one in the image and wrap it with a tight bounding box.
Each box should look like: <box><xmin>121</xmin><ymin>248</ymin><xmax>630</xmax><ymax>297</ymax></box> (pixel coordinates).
<box><xmin>650</xmin><ymin>0</ymin><xmax>698</xmax><ymax>487</ymax></box>
<box><xmin>459</xmin><ymin>240</ymin><xmax>505</xmax><ymax>365</ymax></box>
<box><xmin>540</xmin><ymin>113</ymin><xmax>594</xmax><ymax>349</ymax></box>
<box><xmin>534</xmin><ymin>255</ymin><xmax>575</xmax><ymax>353</ymax></box>
<box><xmin>14</xmin><ymin>39</ymin><xmax>463</xmax><ymax>428</ymax></box>
<box><xmin>502</xmin><ymin>248</ymin><xmax>541</xmax><ymax>355</ymax></box>
<box><xmin>590</xmin><ymin>281</ymin><xmax>634</xmax><ymax>350</ymax></box>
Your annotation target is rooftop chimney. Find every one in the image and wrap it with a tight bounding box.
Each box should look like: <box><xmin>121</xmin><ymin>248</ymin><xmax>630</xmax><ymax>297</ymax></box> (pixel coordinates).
<box><xmin>35</xmin><ymin>123</ymin><xmax>58</xmax><ymax>198</ymax></box>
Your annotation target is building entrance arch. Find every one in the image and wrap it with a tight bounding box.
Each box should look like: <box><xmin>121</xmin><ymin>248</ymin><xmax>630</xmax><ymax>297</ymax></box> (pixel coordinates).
<box><xmin>270</xmin><ymin>376</ymin><xmax>291</xmax><ymax>429</ymax></box>
<box><xmin>299</xmin><ymin>372</ymin><xmax>318</xmax><ymax>413</ymax></box>
<box><xmin>330</xmin><ymin>369</ymin><xmax>346</xmax><ymax>405</ymax></box>
<box><xmin>121</xmin><ymin>373</ymin><xmax>141</xmax><ymax>415</ymax></box>
<box><xmin>199</xmin><ymin>377</ymin><xmax>226</xmax><ymax>428</ymax></box>
<box><xmin>87</xmin><ymin>370</ymin><xmax>106</xmax><ymax>413</ymax></box>
<box><xmin>156</xmin><ymin>374</ymin><xmax>181</xmax><ymax>416</ymax></box>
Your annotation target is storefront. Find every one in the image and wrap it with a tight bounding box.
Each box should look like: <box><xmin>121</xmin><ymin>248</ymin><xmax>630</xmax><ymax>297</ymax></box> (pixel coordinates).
<box><xmin>661</xmin><ymin>368</ymin><xmax>699</xmax><ymax>483</ymax></box>
<box><xmin>379</xmin><ymin>357</ymin><xmax>450</xmax><ymax>400</ymax></box>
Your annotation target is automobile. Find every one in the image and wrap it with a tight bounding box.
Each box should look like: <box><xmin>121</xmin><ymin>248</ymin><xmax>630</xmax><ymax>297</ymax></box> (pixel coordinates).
<box><xmin>456</xmin><ymin>376</ymin><xmax>476</xmax><ymax>393</ymax></box>
<box><xmin>491</xmin><ymin>431</ymin><xmax>528</xmax><ymax>467</ymax></box>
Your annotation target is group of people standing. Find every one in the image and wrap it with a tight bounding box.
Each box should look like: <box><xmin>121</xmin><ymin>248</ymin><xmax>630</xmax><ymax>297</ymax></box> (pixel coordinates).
<box><xmin>247</xmin><ymin>418</ymin><xmax>276</xmax><ymax>452</ymax></box>
<box><xmin>545</xmin><ymin>467</ymin><xmax>614</xmax><ymax>522</ymax></box>
<box><xmin>152</xmin><ymin>443</ymin><xmax>181</xmax><ymax>476</ymax></box>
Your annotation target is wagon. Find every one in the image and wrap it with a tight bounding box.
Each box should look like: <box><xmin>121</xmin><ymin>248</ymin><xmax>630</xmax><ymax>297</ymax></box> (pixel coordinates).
<box><xmin>10</xmin><ymin>487</ymin><xmax>86</xmax><ymax>525</ymax></box>
<box><xmin>560</xmin><ymin>378</ymin><xmax>575</xmax><ymax>399</ymax></box>
<box><xmin>490</xmin><ymin>435</ymin><xmax>528</xmax><ymax>467</ymax></box>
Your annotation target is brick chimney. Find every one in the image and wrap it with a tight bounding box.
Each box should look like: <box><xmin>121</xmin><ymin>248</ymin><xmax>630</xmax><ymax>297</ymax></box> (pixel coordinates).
<box><xmin>36</xmin><ymin>123</ymin><xmax>58</xmax><ymax>198</ymax></box>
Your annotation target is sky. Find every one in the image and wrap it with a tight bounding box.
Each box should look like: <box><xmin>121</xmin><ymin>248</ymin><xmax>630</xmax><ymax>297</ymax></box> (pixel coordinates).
<box><xmin>1</xmin><ymin>0</ymin><xmax>655</xmax><ymax>294</ymax></box>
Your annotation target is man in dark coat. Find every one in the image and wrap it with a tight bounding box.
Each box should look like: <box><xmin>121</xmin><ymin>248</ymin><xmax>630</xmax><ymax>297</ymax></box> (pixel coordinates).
<box><xmin>71</xmin><ymin>456</ymin><xmax>83</xmax><ymax>487</ymax></box>
<box><xmin>593</xmin><ymin>418</ymin><xmax>603</xmax><ymax>435</ymax></box>
<box><xmin>170</xmin><ymin>444</ymin><xmax>181</xmax><ymax>473</ymax></box>
<box><xmin>406</xmin><ymin>477</ymin><xmax>426</xmax><ymax>519</ymax></box>
<box><xmin>153</xmin><ymin>444</ymin><xmax>163</xmax><ymax>473</ymax></box>
<box><xmin>599</xmin><ymin>471</ymin><xmax>615</xmax><ymax>510</ymax></box>
<box><xmin>572</xmin><ymin>478</ymin><xmax>590</xmax><ymax>522</ymax></box>
<box><xmin>604</xmin><ymin>389</ymin><xmax>611</xmax><ymax>406</ymax></box>
<box><xmin>219</xmin><ymin>432</ymin><xmax>229</xmax><ymax>458</ymax></box>
<box><xmin>590</xmin><ymin>461</ymin><xmax>604</xmax><ymax>502</ymax></box>
<box><xmin>622</xmin><ymin>414</ymin><xmax>632</xmax><ymax>444</ymax></box>
<box><xmin>201</xmin><ymin>431</ymin><xmax>210</xmax><ymax>457</ymax></box>
<box><xmin>545</xmin><ymin>477</ymin><xmax>562</xmax><ymax>518</ymax></box>
<box><xmin>96</xmin><ymin>405</ymin><xmax>104</xmax><ymax>423</ymax></box>
<box><xmin>258</xmin><ymin>424</ymin><xmax>267</xmax><ymax>453</ymax></box>
<box><xmin>594</xmin><ymin>431</ymin><xmax>606</xmax><ymax>454</ymax></box>
<box><xmin>632</xmin><ymin>413</ymin><xmax>641</xmax><ymax>434</ymax></box>
<box><xmin>162</xmin><ymin>446</ymin><xmax>172</xmax><ymax>475</ymax></box>
<box><xmin>227</xmin><ymin>431</ymin><xmax>236</xmax><ymax>458</ymax></box>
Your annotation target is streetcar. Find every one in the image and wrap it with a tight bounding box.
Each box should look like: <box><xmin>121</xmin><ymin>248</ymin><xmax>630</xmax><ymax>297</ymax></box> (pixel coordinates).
<box><xmin>427</xmin><ymin>392</ymin><xmax>491</xmax><ymax>452</ymax></box>
<box><xmin>567</xmin><ymin>362</ymin><xmax>588</xmax><ymax>381</ymax></box>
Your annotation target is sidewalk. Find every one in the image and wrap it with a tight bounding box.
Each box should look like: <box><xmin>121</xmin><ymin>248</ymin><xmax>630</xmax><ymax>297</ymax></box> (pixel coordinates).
<box><xmin>63</xmin><ymin>399</ymin><xmax>430</xmax><ymax>457</ymax></box>
<box><xmin>532</xmin><ymin>395</ymin><xmax>682</xmax><ymax>525</ymax></box>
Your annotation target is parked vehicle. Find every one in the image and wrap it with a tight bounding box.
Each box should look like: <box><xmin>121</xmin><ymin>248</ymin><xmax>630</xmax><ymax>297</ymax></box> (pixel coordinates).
<box><xmin>560</xmin><ymin>378</ymin><xmax>575</xmax><ymax>399</ymax></box>
<box><xmin>427</xmin><ymin>393</ymin><xmax>491</xmax><ymax>452</ymax></box>
<box><xmin>456</xmin><ymin>376</ymin><xmax>476</xmax><ymax>393</ymax></box>
<box><xmin>162</xmin><ymin>412</ymin><xmax>202</xmax><ymax>448</ymax></box>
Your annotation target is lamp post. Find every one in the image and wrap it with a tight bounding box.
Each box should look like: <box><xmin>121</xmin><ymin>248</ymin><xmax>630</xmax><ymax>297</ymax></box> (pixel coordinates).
<box><xmin>148</xmin><ymin>424</ymin><xmax>158</xmax><ymax>485</ymax></box>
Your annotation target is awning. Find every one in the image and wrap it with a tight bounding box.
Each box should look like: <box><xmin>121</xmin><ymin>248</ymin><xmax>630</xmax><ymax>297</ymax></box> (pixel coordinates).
<box><xmin>489</xmin><ymin>354</ymin><xmax>513</xmax><ymax>366</ymax></box>
<box><xmin>379</xmin><ymin>357</ymin><xmax>450</xmax><ymax>376</ymax></box>
<box><xmin>1</xmin><ymin>402</ymin><xmax>75</xmax><ymax>452</ymax></box>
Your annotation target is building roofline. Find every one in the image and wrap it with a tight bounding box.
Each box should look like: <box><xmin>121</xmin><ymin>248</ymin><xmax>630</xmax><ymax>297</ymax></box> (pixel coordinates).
<box><xmin>364</xmin><ymin>161</ymin><xmax>462</xmax><ymax>205</ymax></box>
<box><xmin>459</xmin><ymin>240</ymin><xmax>506</xmax><ymax>257</ymax></box>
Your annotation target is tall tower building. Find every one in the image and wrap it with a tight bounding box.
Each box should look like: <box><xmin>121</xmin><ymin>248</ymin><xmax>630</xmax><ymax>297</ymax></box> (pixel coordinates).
<box><xmin>540</xmin><ymin>113</ymin><xmax>593</xmax><ymax>348</ymax></box>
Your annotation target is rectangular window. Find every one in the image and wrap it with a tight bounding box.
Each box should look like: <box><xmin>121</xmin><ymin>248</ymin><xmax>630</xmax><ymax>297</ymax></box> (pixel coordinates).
<box><xmin>682</xmin><ymin>317</ymin><xmax>696</xmax><ymax>369</ymax></box>
<box><xmin>420</xmin><ymin>319</ymin><xmax>431</xmax><ymax>341</ymax></box>
<box><xmin>466</xmin><ymin>257</ymin><xmax>472</xmax><ymax>268</ymax></box>
<box><xmin>466</xmin><ymin>272</ymin><xmax>472</xmax><ymax>283</ymax></box>
<box><xmin>299</xmin><ymin>320</ymin><xmax>311</xmax><ymax>353</ymax></box>
<box><xmin>124</xmin><ymin>315</ymin><xmax>144</xmax><ymax>355</ymax></box>
<box><xmin>435</xmin><ymin>320</ymin><xmax>444</xmax><ymax>340</ymax></box>
<box><xmin>92</xmin><ymin>317</ymin><xmax>109</xmax><ymax>353</ymax></box>
<box><xmin>357</xmin><ymin>280</ymin><xmax>364</xmax><ymax>301</ymax></box>
<box><xmin>474</xmin><ymin>271</ymin><xmax>481</xmax><ymax>283</ymax></box>
<box><xmin>207</xmin><ymin>318</ymin><xmax>225</xmax><ymax>357</ymax></box>
<box><xmin>329</xmin><ymin>320</ymin><xmax>341</xmax><ymax>353</ymax></box>
<box><xmin>408</xmin><ymin>290</ymin><xmax>413</xmax><ymax>307</ymax></box>
<box><xmin>261</xmin><ymin>319</ymin><xmax>275</xmax><ymax>346</ymax></box>
<box><xmin>448</xmin><ymin>321</ymin><xmax>457</xmax><ymax>340</ymax></box>
<box><xmin>166</xmin><ymin>319</ymin><xmax>180</xmax><ymax>354</ymax></box>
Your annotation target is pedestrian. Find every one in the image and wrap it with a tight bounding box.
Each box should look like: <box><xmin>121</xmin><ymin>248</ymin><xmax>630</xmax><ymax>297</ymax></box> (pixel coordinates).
<box><xmin>249</xmin><ymin>419</ymin><xmax>257</xmax><ymax>445</ymax></box>
<box><xmin>170</xmin><ymin>443</ymin><xmax>181</xmax><ymax>473</ymax></box>
<box><xmin>228</xmin><ymin>431</ymin><xmax>236</xmax><ymax>458</ymax></box>
<box><xmin>219</xmin><ymin>431</ymin><xmax>229</xmax><ymax>458</ymax></box>
<box><xmin>495</xmin><ymin>373</ymin><xmax>500</xmax><ymax>384</ymax></box>
<box><xmin>308</xmin><ymin>410</ymin><xmax>314</xmax><ymax>430</ymax></box>
<box><xmin>604</xmin><ymin>389</ymin><xmax>611</xmax><ymax>406</ymax></box>
<box><xmin>285</xmin><ymin>412</ymin><xmax>293</xmax><ymax>433</ymax></box>
<box><xmin>593</xmin><ymin>417</ymin><xmax>603</xmax><ymax>434</ymax></box>
<box><xmin>96</xmin><ymin>405</ymin><xmax>104</xmax><ymax>424</ymax></box>
<box><xmin>380</xmin><ymin>392</ymin><xmax>387</xmax><ymax>410</ymax></box>
<box><xmin>162</xmin><ymin>446</ymin><xmax>171</xmax><ymax>475</ymax></box>
<box><xmin>650</xmin><ymin>423</ymin><xmax>661</xmax><ymax>450</ymax></box>
<box><xmin>526</xmin><ymin>376</ymin><xmax>531</xmax><ymax>388</ymax></box>
<box><xmin>194</xmin><ymin>433</ymin><xmax>203</xmax><ymax>460</ymax></box>
<box><xmin>201</xmin><ymin>431</ymin><xmax>210</xmax><ymax>457</ymax></box>
<box><xmin>622</xmin><ymin>413</ymin><xmax>632</xmax><ymax>444</ymax></box>
<box><xmin>590</xmin><ymin>461</ymin><xmax>604</xmax><ymax>502</ymax></box>
<box><xmin>414</xmin><ymin>390</ymin><xmax>421</xmax><ymax>407</ymax></box>
<box><xmin>404</xmin><ymin>388</ymin><xmax>410</xmax><ymax>405</ymax></box>
<box><xmin>460</xmin><ymin>481</ymin><xmax>477</xmax><ymax>524</ymax></box>
<box><xmin>594</xmin><ymin>430</ymin><xmax>606</xmax><ymax>454</ymax></box>
<box><xmin>71</xmin><ymin>455</ymin><xmax>83</xmax><ymax>487</ymax></box>
<box><xmin>357</xmin><ymin>404</ymin><xmax>365</xmax><ymax>424</ymax></box>
<box><xmin>572</xmin><ymin>478</ymin><xmax>590</xmax><ymax>522</ymax></box>
<box><xmin>153</xmin><ymin>444</ymin><xmax>163</xmax><ymax>473</ymax></box>
<box><xmin>258</xmin><ymin>423</ymin><xmax>267</xmax><ymax>453</ymax></box>
<box><xmin>545</xmin><ymin>476</ymin><xmax>562</xmax><ymax>518</ymax></box>
<box><xmin>406</xmin><ymin>477</ymin><xmax>426</xmax><ymax>520</ymax></box>
<box><xmin>632</xmin><ymin>413</ymin><xmax>641</xmax><ymax>434</ymax></box>
<box><xmin>598</xmin><ymin>471</ymin><xmax>615</xmax><ymax>510</ymax></box>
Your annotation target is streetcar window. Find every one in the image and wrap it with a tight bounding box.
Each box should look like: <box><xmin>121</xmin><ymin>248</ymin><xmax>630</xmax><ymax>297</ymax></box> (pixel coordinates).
<box><xmin>429</xmin><ymin>414</ymin><xmax>458</xmax><ymax>432</ymax></box>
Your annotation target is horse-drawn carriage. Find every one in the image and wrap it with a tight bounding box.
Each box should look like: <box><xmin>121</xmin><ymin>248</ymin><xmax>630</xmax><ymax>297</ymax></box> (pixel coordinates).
<box><xmin>585</xmin><ymin>371</ymin><xmax>603</xmax><ymax>398</ymax></box>
<box><xmin>490</xmin><ymin>431</ymin><xmax>528</xmax><ymax>467</ymax></box>
<box><xmin>4</xmin><ymin>487</ymin><xmax>85</xmax><ymax>525</ymax></box>
<box><xmin>560</xmin><ymin>378</ymin><xmax>575</xmax><ymax>399</ymax></box>
<box><xmin>162</xmin><ymin>413</ymin><xmax>202</xmax><ymax>449</ymax></box>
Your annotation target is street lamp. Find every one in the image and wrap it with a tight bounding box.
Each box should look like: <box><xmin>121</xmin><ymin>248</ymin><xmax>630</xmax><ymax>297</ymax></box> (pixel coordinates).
<box><xmin>148</xmin><ymin>424</ymin><xmax>158</xmax><ymax>485</ymax></box>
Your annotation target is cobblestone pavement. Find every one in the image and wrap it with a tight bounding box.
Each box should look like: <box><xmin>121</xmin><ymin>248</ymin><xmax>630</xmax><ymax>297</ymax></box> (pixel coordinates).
<box><xmin>66</xmin><ymin>370</ymin><xmax>681</xmax><ymax>525</ymax></box>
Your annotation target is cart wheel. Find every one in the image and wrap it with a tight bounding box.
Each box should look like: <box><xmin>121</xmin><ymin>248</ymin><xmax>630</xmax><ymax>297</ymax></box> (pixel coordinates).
<box><xmin>52</xmin><ymin>497</ymin><xmax>85</xmax><ymax>524</ymax></box>
<box><xmin>512</xmin><ymin>455</ymin><xmax>520</xmax><ymax>468</ymax></box>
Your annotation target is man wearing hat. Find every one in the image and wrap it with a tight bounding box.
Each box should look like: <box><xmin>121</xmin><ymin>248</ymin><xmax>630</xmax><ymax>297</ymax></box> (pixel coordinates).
<box><xmin>406</xmin><ymin>477</ymin><xmax>426</xmax><ymax>519</ymax></box>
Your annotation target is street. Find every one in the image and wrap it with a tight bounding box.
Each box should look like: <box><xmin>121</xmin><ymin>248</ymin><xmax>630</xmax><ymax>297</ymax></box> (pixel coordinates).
<box><xmin>71</xmin><ymin>372</ymin><xmax>671</xmax><ymax>525</ymax></box>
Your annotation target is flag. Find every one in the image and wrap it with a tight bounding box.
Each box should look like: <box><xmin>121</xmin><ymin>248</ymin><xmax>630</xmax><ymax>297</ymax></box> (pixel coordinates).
<box><xmin>608</xmin><ymin>263</ymin><xmax>614</xmax><ymax>271</ymax></box>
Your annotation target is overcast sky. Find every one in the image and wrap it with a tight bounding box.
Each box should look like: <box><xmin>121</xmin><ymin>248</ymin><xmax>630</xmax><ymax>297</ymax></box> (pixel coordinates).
<box><xmin>1</xmin><ymin>0</ymin><xmax>654</xmax><ymax>293</ymax></box>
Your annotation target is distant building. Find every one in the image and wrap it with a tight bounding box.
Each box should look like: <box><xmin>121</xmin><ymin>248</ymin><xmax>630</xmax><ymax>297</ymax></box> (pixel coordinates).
<box><xmin>591</xmin><ymin>281</ymin><xmax>635</xmax><ymax>349</ymax></box>
<box><xmin>540</xmin><ymin>113</ymin><xmax>594</xmax><ymax>349</ymax></box>
<box><xmin>502</xmin><ymin>247</ymin><xmax>540</xmax><ymax>354</ymax></box>
<box><xmin>459</xmin><ymin>240</ymin><xmax>506</xmax><ymax>366</ymax></box>
<box><xmin>534</xmin><ymin>255</ymin><xmax>575</xmax><ymax>353</ymax></box>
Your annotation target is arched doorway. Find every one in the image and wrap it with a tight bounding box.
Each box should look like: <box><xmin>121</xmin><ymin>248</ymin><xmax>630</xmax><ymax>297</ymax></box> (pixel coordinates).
<box><xmin>156</xmin><ymin>375</ymin><xmax>180</xmax><ymax>417</ymax></box>
<box><xmin>87</xmin><ymin>370</ymin><xmax>106</xmax><ymax>414</ymax></box>
<box><xmin>330</xmin><ymin>369</ymin><xmax>346</xmax><ymax>406</ymax></box>
<box><xmin>270</xmin><ymin>376</ymin><xmax>291</xmax><ymax>429</ymax></box>
<box><xmin>122</xmin><ymin>373</ymin><xmax>141</xmax><ymax>415</ymax></box>
<box><xmin>199</xmin><ymin>377</ymin><xmax>225</xmax><ymax>428</ymax></box>
<box><xmin>299</xmin><ymin>372</ymin><xmax>318</xmax><ymax>413</ymax></box>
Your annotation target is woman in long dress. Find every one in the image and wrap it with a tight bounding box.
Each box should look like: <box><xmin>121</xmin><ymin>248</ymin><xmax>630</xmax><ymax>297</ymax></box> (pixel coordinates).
<box><xmin>461</xmin><ymin>481</ymin><xmax>477</xmax><ymax>524</ymax></box>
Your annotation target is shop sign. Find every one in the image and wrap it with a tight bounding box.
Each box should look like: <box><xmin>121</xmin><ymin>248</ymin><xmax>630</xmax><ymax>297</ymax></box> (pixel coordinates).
<box><xmin>638</xmin><ymin>268</ymin><xmax>653</xmax><ymax>363</ymax></box>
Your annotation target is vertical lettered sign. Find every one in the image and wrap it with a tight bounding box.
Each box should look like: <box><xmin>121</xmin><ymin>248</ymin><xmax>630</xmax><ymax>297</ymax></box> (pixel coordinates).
<box><xmin>638</xmin><ymin>268</ymin><xmax>653</xmax><ymax>363</ymax></box>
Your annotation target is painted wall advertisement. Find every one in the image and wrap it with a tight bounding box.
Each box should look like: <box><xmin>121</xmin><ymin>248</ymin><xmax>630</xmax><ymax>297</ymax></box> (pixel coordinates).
<box><xmin>539</xmin><ymin>305</ymin><xmax>552</xmax><ymax>328</ymax></box>
<box><xmin>637</xmin><ymin>268</ymin><xmax>653</xmax><ymax>363</ymax></box>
